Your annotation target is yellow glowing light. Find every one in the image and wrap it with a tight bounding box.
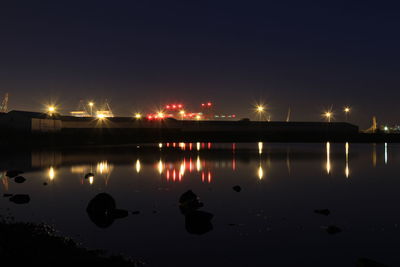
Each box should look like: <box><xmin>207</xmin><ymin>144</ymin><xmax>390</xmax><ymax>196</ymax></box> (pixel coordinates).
<box><xmin>89</xmin><ymin>176</ymin><xmax>94</xmax><ymax>185</ymax></box>
<box><xmin>157</xmin><ymin>112</ymin><xmax>165</xmax><ymax>118</ymax></box>
<box><xmin>48</xmin><ymin>167</ymin><xmax>55</xmax><ymax>180</ymax></box>
<box><xmin>135</xmin><ymin>113</ymin><xmax>142</xmax><ymax>119</ymax></box>
<box><xmin>196</xmin><ymin>155</ymin><xmax>201</xmax><ymax>171</ymax></box>
<box><xmin>326</xmin><ymin>142</ymin><xmax>331</xmax><ymax>174</ymax></box>
<box><xmin>196</xmin><ymin>115</ymin><xmax>201</xmax><ymax>120</ymax></box>
<box><xmin>88</xmin><ymin>102</ymin><xmax>94</xmax><ymax>107</ymax></box>
<box><xmin>97</xmin><ymin>161</ymin><xmax>110</xmax><ymax>174</ymax></box>
<box><xmin>179</xmin><ymin>110</ymin><xmax>185</xmax><ymax>115</ymax></box>
<box><xmin>158</xmin><ymin>159</ymin><xmax>163</xmax><ymax>174</ymax></box>
<box><xmin>196</xmin><ymin>142</ymin><xmax>201</xmax><ymax>151</ymax></box>
<box><xmin>135</xmin><ymin>159</ymin><xmax>141</xmax><ymax>173</ymax></box>
<box><xmin>97</xmin><ymin>113</ymin><xmax>106</xmax><ymax>119</ymax></box>
<box><xmin>258</xmin><ymin>142</ymin><xmax>263</xmax><ymax>155</ymax></box>
<box><xmin>47</xmin><ymin>106</ymin><xmax>56</xmax><ymax>113</ymax></box>
<box><xmin>256</xmin><ymin>105</ymin><xmax>265</xmax><ymax>112</ymax></box>
<box><xmin>258</xmin><ymin>165</ymin><xmax>264</xmax><ymax>180</ymax></box>
<box><xmin>158</xmin><ymin>143</ymin><xmax>163</xmax><ymax>149</ymax></box>
<box><xmin>344</xmin><ymin>107</ymin><xmax>350</xmax><ymax>113</ymax></box>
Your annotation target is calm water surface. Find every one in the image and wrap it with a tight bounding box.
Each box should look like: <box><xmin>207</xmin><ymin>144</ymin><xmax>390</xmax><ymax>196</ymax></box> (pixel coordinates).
<box><xmin>1</xmin><ymin>143</ymin><xmax>399</xmax><ymax>266</ymax></box>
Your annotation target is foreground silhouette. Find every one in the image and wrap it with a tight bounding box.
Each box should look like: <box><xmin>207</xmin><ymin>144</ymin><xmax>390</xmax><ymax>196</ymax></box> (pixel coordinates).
<box><xmin>86</xmin><ymin>193</ymin><xmax>128</xmax><ymax>228</ymax></box>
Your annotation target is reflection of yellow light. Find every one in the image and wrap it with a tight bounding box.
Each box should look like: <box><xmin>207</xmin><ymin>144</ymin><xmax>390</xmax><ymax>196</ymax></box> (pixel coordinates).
<box><xmin>179</xmin><ymin>110</ymin><xmax>185</xmax><ymax>115</ymax></box>
<box><xmin>97</xmin><ymin>161</ymin><xmax>110</xmax><ymax>174</ymax></box>
<box><xmin>180</xmin><ymin>161</ymin><xmax>185</xmax><ymax>176</ymax></box>
<box><xmin>89</xmin><ymin>176</ymin><xmax>94</xmax><ymax>185</ymax></box>
<box><xmin>158</xmin><ymin>159</ymin><xmax>163</xmax><ymax>174</ymax></box>
<box><xmin>372</xmin><ymin>143</ymin><xmax>377</xmax><ymax>167</ymax></box>
<box><xmin>70</xmin><ymin>165</ymin><xmax>90</xmax><ymax>174</ymax></box>
<box><xmin>345</xmin><ymin>142</ymin><xmax>349</xmax><ymax>178</ymax></box>
<box><xmin>258</xmin><ymin>142</ymin><xmax>263</xmax><ymax>155</ymax></box>
<box><xmin>384</xmin><ymin>143</ymin><xmax>388</xmax><ymax>164</ymax></box>
<box><xmin>326</xmin><ymin>142</ymin><xmax>331</xmax><ymax>174</ymax></box>
<box><xmin>196</xmin><ymin>115</ymin><xmax>201</xmax><ymax>120</ymax></box>
<box><xmin>135</xmin><ymin>159</ymin><xmax>141</xmax><ymax>173</ymax></box>
<box><xmin>196</xmin><ymin>142</ymin><xmax>201</xmax><ymax>151</ymax></box>
<box><xmin>159</xmin><ymin>143</ymin><xmax>163</xmax><ymax>149</ymax></box>
<box><xmin>258</xmin><ymin>164</ymin><xmax>264</xmax><ymax>180</ymax></box>
<box><xmin>49</xmin><ymin>167</ymin><xmax>55</xmax><ymax>180</ymax></box>
<box><xmin>196</xmin><ymin>155</ymin><xmax>201</xmax><ymax>171</ymax></box>
<box><xmin>89</xmin><ymin>102</ymin><xmax>94</xmax><ymax>107</ymax></box>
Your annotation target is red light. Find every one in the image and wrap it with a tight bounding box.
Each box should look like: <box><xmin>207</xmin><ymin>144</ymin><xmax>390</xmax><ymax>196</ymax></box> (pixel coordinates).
<box><xmin>172</xmin><ymin>105</ymin><xmax>176</xmax><ymax>109</ymax></box>
<box><xmin>207</xmin><ymin>102</ymin><xmax>212</xmax><ymax>106</ymax></box>
<box><xmin>166</xmin><ymin>105</ymin><xmax>170</xmax><ymax>109</ymax></box>
<box><xmin>201</xmin><ymin>103</ymin><xmax>205</xmax><ymax>107</ymax></box>
<box><xmin>178</xmin><ymin>104</ymin><xmax>182</xmax><ymax>108</ymax></box>
<box><xmin>232</xmin><ymin>114</ymin><xmax>236</xmax><ymax>118</ymax></box>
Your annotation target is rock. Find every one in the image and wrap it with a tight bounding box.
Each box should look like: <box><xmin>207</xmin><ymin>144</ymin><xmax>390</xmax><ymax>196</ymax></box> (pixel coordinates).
<box><xmin>14</xmin><ymin>176</ymin><xmax>26</xmax><ymax>184</ymax></box>
<box><xmin>43</xmin><ymin>182</ymin><xmax>48</xmax><ymax>186</ymax></box>
<box><xmin>9</xmin><ymin>194</ymin><xmax>30</xmax><ymax>204</ymax></box>
<box><xmin>179</xmin><ymin>190</ymin><xmax>203</xmax><ymax>214</ymax></box>
<box><xmin>86</xmin><ymin>193</ymin><xmax>128</xmax><ymax>228</ymax></box>
<box><xmin>357</xmin><ymin>258</ymin><xmax>388</xmax><ymax>267</ymax></box>
<box><xmin>185</xmin><ymin>210</ymin><xmax>214</xmax><ymax>235</ymax></box>
<box><xmin>131</xmin><ymin>211</ymin><xmax>140</xmax><ymax>215</ymax></box>
<box><xmin>3</xmin><ymin>194</ymin><xmax>13</xmax><ymax>197</ymax></box>
<box><xmin>232</xmin><ymin>185</ymin><xmax>241</xmax><ymax>192</ymax></box>
<box><xmin>314</xmin><ymin>209</ymin><xmax>330</xmax><ymax>216</ymax></box>
<box><xmin>6</xmin><ymin>170</ymin><xmax>24</xmax><ymax>178</ymax></box>
<box><xmin>326</xmin><ymin>225</ymin><xmax>342</xmax><ymax>234</ymax></box>
<box><xmin>84</xmin><ymin>173</ymin><xmax>95</xmax><ymax>179</ymax></box>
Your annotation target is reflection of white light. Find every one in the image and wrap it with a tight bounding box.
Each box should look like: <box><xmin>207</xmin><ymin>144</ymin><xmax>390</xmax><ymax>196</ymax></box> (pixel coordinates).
<box><xmin>135</xmin><ymin>159</ymin><xmax>141</xmax><ymax>173</ymax></box>
<box><xmin>258</xmin><ymin>164</ymin><xmax>264</xmax><ymax>180</ymax></box>
<box><xmin>258</xmin><ymin>142</ymin><xmax>263</xmax><ymax>155</ymax></box>
<box><xmin>159</xmin><ymin>143</ymin><xmax>163</xmax><ymax>149</ymax></box>
<box><xmin>97</xmin><ymin>161</ymin><xmax>110</xmax><ymax>174</ymax></box>
<box><xmin>326</xmin><ymin>142</ymin><xmax>331</xmax><ymax>175</ymax></box>
<box><xmin>89</xmin><ymin>176</ymin><xmax>94</xmax><ymax>185</ymax></box>
<box><xmin>48</xmin><ymin>167</ymin><xmax>55</xmax><ymax>180</ymax></box>
<box><xmin>196</xmin><ymin>155</ymin><xmax>201</xmax><ymax>171</ymax></box>
<box><xmin>158</xmin><ymin>159</ymin><xmax>163</xmax><ymax>174</ymax></box>
<box><xmin>345</xmin><ymin>142</ymin><xmax>349</xmax><ymax>178</ymax></box>
<box><xmin>180</xmin><ymin>161</ymin><xmax>185</xmax><ymax>176</ymax></box>
<box><xmin>196</xmin><ymin>142</ymin><xmax>201</xmax><ymax>151</ymax></box>
<box><xmin>385</xmin><ymin>142</ymin><xmax>388</xmax><ymax>164</ymax></box>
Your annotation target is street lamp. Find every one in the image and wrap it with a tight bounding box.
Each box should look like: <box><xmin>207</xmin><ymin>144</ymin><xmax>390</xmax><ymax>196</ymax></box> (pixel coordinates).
<box><xmin>324</xmin><ymin>111</ymin><xmax>332</xmax><ymax>123</ymax></box>
<box><xmin>255</xmin><ymin>105</ymin><xmax>265</xmax><ymax>121</ymax></box>
<box><xmin>88</xmin><ymin>102</ymin><xmax>94</xmax><ymax>116</ymax></box>
<box><xmin>47</xmin><ymin>105</ymin><xmax>56</xmax><ymax>115</ymax></box>
<box><xmin>344</xmin><ymin>106</ymin><xmax>350</xmax><ymax>121</ymax></box>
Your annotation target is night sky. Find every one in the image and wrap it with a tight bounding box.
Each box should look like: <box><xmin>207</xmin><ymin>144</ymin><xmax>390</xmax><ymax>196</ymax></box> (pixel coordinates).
<box><xmin>1</xmin><ymin>1</ymin><xmax>400</xmax><ymax>127</ymax></box>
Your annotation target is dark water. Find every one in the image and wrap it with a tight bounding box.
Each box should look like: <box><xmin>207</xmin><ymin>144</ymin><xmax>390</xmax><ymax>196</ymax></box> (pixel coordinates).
<box><xmin>1</xmin><ymin>142</ymin><xmax>399</xmax><ymax>266</ymax></box>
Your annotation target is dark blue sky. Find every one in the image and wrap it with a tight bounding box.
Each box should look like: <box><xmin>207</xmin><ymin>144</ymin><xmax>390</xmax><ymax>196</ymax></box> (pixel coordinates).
<box><xmin>1</xmin><ymin>0</ymin><xmax>399</xmax><ymax>127</ymax></box>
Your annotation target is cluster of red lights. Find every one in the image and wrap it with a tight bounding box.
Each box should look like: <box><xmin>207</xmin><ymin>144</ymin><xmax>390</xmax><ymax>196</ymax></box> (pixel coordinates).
<box><xmin>146</xmin><ymin>113</ymin><xmax>173</xmax><ymax>120</ymax></box>
<box><xmin>201</xmin><ymin>102</ymin><xmax>212</xmax><ymax>107</ymax></box>
<box><xmin>166</xmin><ymin>104</ymin><xmax>184</xmax><ymax>110</ymax></box>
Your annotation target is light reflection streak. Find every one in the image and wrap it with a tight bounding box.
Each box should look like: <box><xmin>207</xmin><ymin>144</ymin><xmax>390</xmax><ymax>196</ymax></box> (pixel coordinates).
<box><xmin>258</xmin><ymin>142</ymin><xmax>263</xmax><ymax>155</ymax></box>
<box><xmin>345</xmin><ymin>142</ymin><xmax>349</xmax><ymax>178</ymax></box>
<box><xmin>89</xmin><ymin>176</ymin><xmax>94</xmax><ymax>185</ymax></box>
<box><xmin>258</xmin><ymin>164</ymin><xmax>264</xmax><ymax>180</ymax></box>
<box><xmin>196</xmin><ymin>142</ymin><xmax>201</xmax><ymax>151</ymax></box>
<box><xmin>384</xmin><ymin>143</ymin><xmax>388</xmax><ymax>164</ymax></box>
<box><xmin>159</xmin><ymin>143</ymin><xmax>163</xmax><ymax>149</ymax></box>
<box><xmin>1</xmin><ymin>172</ymin><xmax>8</xmax><ymax>191</ymax></box>
<box><xmin>135</xmin><ymin>159</ymin><xmax>141</xmax><ymax>173</ymax></box>
<box><xmin>196</xmin><ymin>155</ymin><xmax>201</xmax><ymax>171</ymax></box>
<box><xmin>372</xmin><ymin>143</ymin><xmax>377</xmax><ymax>167</ymax></box>
<box><xmin>49</xmin><ymin>166</ymin><xmax>55</xmax><ymax>181</ymax></box>
<box><xmin>158</xmin><ymin>159</ymin><xmax>164</xmax><ymax>174</ymax></box>
<box><xmin>326</xmin><ymin>142</ymin><xmax>331</xmax><ymax>175</ymax></box>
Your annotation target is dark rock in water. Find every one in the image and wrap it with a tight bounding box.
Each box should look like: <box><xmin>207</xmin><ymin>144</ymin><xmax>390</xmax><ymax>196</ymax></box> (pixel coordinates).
<box><xmin>43</xmin><ymin>182</ymin><xmax>48</xmax><ymax>186</ymax></box>
<box><xmin>14</xmin><ymin>176</ymin><xmax>26</xmax><ymax>184</ymax></box>
<box><xmin>357</xmin><ymin>258</ymin><xmax>388</xmax><ymax>267</ymax></box>
<box><xmin>179</xmin><ymin>190</ymin><xmax>203</xmax><ymax>214</ymax></box>
<box><xmin>6</xmin><ymin>170</ymin><xmax>24</xmax><ymax>178</ymax></box>
<box><xmin>131</xmin><ymin>211</ymin><xmax>140</xmax><ymax>215</ymax></box>
<box><xmin>314</xmin><ymin>209</ymin><xmax>330</xmax><ymax>216</ymax></box>
<box><xmin>326</xmin><ymin>225</ymin><xmax>342</xmax><ymax>234</ymax></box>
<box><xmin>232</xmin><ymin>185</ymin><xmax>241</xmax><ymax>192</ymax></box>
<box><xmin>86</xmin><ymin>193</ymin><xmax>128</xmax><ymax>228</ymax></box>
<box><xmin>9</xmin><ymin>194</ymin><xmax>30</xmax><ymax>204</ymax></box>
<box><xmin>185</xmin><ymin>210</ymin><xmax>214</xmax><ymax>235</ymax></box>
<box><xmin>84</xmin><ymin>173</ymin><xmax>95</xmax><ymax>179</ymax></box>
<box><xmin>3</xmin><ymin>194</ymin><xmax>13</xmax><ymax>197</ymax></box>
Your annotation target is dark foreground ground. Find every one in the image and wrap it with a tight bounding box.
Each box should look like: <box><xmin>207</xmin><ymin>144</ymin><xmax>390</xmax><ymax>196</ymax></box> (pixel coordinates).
<box><xmin>0</xmin><ymin>217</ymin><xmax>143</xmax><ymax>266</ymax></box>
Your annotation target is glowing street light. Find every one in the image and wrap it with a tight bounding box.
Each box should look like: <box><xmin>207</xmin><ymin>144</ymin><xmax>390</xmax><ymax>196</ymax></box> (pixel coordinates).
<box><xmin>179</xmin><ymin>110</ymin><xmax>185</xmax><ymax>120</ymax></box>
<box><xmin>135</xmin><ymin>113</ymin><xmax>142</xmax><ymax>119</ymax></box>
<box><xmin>323</xmin><ymin>111</ymin><xmax>333</xmax><ymax>123</ymax></box>
<box><xmin>97</xmin><ymin>113</ymin><xmax>106</xmax><ymax>119</ymax></box>
<box><xmin>88</xmin><ymin>102</ymin><xmax>94</xmax><ymax>116</ymax></box>
<box><xmin>255</xmin><ymin>104</ymin><xmax>265</xmax><ymax>121</ymax></box>
<box><xmin>344</xmin><ymin>106</ymin><xmax>350</xmax><ymax>121</ymax></box>
<box><xmin>47</xmin><ymin>105</ymin><xmax>56</xmax><ymax>115</ymax></box>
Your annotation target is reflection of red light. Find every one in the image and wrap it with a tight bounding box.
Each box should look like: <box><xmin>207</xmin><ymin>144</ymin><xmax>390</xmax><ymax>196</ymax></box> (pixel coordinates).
<box><xmin>208</xmin><ymin>171</ymin><xmax>211</xmax><ymax>183</ymax></box>
<box><xmin>232</xmin><ymin>143</ymin><xmax>236</xmax><ymax>151</ymax></box>
<box><xmin>207</xmin><ymin>102</ymin><xmax>212</xmax><ymax>106</ymax></box>
<box><xmin>173</xmin><ymin>142</ymin><xmax>176</xmax><ymax>147</ymax></box>
<box><xmin>207</xmin><ymin>142</ymin><xmax>211</xmax><ymax>149</ymax></box>
<box><xmin>166</xmin><ymin>143</ymin><xmax>170</xmax><ymax>147</ymax></box>
<box><xmin>172</xmin><ymin>105</ymin><xmax>176</xmax><ymax>108</ymax></box>
<box><xmin>166</xmin><ymin>170</ymin><xmax>170</xmax><ymax>181</ymax></box>
<box><xmin>166</xmin><ymin>105</ymin><xmax>170</xmax><ymax>109</ymax></box>
<box><xmin>189</xmin><ymin>158</ymin><xmax>193</xmax><ymax>172</ymax></box>
<box><xmin>201</xmin><ymin>103</ymin><xmax>205</xmax><ymax>107</ymax></box>
<box><xmin>173</xmin><ymin>169</ymin><xmax>176</xmax><ymax>181</ymax></box>
<box><xmin>202</xmin><ymin>143</ymin><xmax>205</xmax><ymax>149</ymax></box>
<box><xmin>178</xmin><ymin>104</ymin><xmax>182</xmax><ymax>108</ymax></box>
<box><xmin>179</xmin><ymin>173</ymin><xmax>182</xmax><ymax>181</ymax></box>
<box><xmin>232</xmin><ymin>158</ymin><xmax>236</xmax><ymax>171</ymax></box>
<box><xmin>201</xmin><ymin>172</ymin><xmax>205</xmax><ymax>182</ymax></box>
<box><xmin>189</xmin><ymin>143</ymin><xmax>193</xmax><ymax>151</ymax></box>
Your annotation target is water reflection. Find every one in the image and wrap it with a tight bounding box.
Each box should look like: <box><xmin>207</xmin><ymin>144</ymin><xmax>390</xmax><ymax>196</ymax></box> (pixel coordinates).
<box><xmin>326</xmin><ymin>142</ymin><xmax>331</xmax><ymax>175</ymax></box>
<box><xmin>345</xmin><ymin>142</ymin><xmax>350</xmax><ymax>178</ymax></box>
<box><xmin>48</xmin><ymin>167</ymin><xmax>56</xmax><ymax>181</ymax></box>
<box><xmin>385</xmin><ymin>142</ymin><xmax>388</xmax><ymax>165</ymax></box>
